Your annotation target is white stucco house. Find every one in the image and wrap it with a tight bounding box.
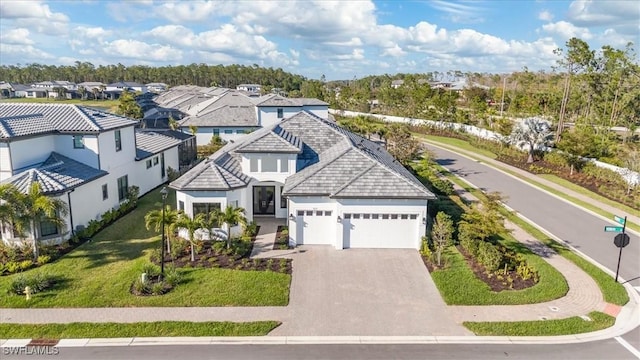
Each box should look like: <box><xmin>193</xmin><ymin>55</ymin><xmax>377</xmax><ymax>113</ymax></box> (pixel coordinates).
<box><xmin>0</xmin><ymin>103</ymin><xmax>184</xmax><ymax>245</ymax></box>
<box><xmin>170</xmin><ymin>111</ymin><xmax>435</xmax><ymax>250</ymax></box>
<box><xmin>178</xmin><ymin>91</ymin><xmax>329</xmax><ymax>146</ymax></box>
<box><xmin>106</xmin><ymin>81</ymin><xmax>148</xmax><ymax>94</ymax></box>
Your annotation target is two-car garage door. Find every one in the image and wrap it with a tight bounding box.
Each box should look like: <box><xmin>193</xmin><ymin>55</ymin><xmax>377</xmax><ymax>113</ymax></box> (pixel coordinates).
<box><xmin>343</xmin><ymin>213</ymin><xmax>420</xmax><ymax>249</ymax></box>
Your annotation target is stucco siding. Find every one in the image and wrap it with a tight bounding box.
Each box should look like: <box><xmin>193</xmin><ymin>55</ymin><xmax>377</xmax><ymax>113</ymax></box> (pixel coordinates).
<box><xmin>54</xmin><ymin>134</ymin><xmax>99</xmax><ymax>168</ymax></box>
<box><xmin>7</xmin><ymin>135</ymin><xmax>56</xmax><ymax>170</ymax></box>
<box><xmin>0</xmin><ymin>143</ymin><xmax>11</xmax><ymax>181</ymax></box>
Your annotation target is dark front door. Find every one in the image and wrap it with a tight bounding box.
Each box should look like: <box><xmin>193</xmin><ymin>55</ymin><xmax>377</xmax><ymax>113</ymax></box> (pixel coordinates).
<box><xmin>253</xmin><ymin>186</ymin><xmax>275</xmax><ymax>215</ymax></box>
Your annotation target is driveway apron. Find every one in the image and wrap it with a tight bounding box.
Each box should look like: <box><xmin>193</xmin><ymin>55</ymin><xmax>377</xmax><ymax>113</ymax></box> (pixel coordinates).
<box><xmin>270</xmin><ymin>246</ymin><xmax>470</xmax><ymax>336</ymax></box>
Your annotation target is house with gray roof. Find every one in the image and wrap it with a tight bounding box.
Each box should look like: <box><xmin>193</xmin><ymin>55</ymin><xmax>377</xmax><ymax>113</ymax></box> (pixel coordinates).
<box><xmin>0</xmin><ymin>103</ymin><xmax>186</xmax><ymax>246</ymax></box>
<box><xmin>106</xmin><ymin>81</ymin><xmax>148</xmax><ymax>94</ymax></box>
<box><xmin>170</xmin><ymin>111</ymin><xmax>435</xmax><ymax>250</ymax></box>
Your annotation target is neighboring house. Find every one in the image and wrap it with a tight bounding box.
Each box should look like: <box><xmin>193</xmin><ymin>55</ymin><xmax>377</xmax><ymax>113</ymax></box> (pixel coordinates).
<box><xmin>170</xmin><ymin>111</ymin><xmax>435</xmax><ymax>250</ymax></box>
<box><xmin>0</xmin><ymin>103</ymin><xmax>184</xmax><ymax>245</ymax></box>
<box><xmin>391</xmin><ymin>80</ymin><xmax>404</xmax><ymax>89</ymax></box>
<box><xmin>178</xmin><ymin>91</ymin><xmax>260</xmax><ymax>144</ymax></box>
<box><xmin>106</xmin><ymin>81</ymin><xmax>148</xmax><ymax>94</ymax></box>
<box><xmin>253</xmin><ymin>94</ymin><xmax>329</xmax><ymax>129</ymax></box>
<box><xmin>146</xmin><ymin>82</ymin><xmax>168</xmax><ymax>93</ymax></box>
<box><xmin>0</xmin><ymin>82</ymin><xmax>29</xmax><ymax>98</ymax></box>
<box><xmin>24</xmin><ymin>88</ymin><xmax>48</xmax><ymax>98</ymax></box>
<box><xmin>236</xmin><ymin>84</ymin><xmax>261</xmax><ymax>94</ymax></box>
<box><xmin>32</xmin><ymin>81</ymin><xmax>77</xmax><ymax>91</ymax></box>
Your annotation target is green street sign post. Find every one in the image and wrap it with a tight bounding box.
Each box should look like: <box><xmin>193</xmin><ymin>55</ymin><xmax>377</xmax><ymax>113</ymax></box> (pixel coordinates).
<box><xmin>605</xmin><ymin>215</ymin><xmax>629</xmax><ymax>282</ymax></box>
<box><xmin>604</xmin><ymin>226</ymin><xmax>624</xmax><ymax>232</ymax></box>
<box><xmin>614</xmin><ymin>215</ymin><xmax>626</xmax><ymax>225</ymax></box>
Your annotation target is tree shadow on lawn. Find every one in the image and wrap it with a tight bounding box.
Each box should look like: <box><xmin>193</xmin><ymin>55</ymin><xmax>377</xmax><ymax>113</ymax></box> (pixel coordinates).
<box><xmin>62</xmin><ymin>190</ymin><xmax>169</xmax><ymax>270</ymax></box>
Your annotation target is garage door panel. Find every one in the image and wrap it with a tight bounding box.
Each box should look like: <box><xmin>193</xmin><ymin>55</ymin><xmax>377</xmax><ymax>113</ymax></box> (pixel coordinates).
<box><xmin>296</xmin><ymin>209</ymin><xmax>333</xmax><ymax>245</ymax></box>
<box><xmin>344</xmin><ymin>213</ymin><xmax>419</xmax><ymax>249</ymax></box>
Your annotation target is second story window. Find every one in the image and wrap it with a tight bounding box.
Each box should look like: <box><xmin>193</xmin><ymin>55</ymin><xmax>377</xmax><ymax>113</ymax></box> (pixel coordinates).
<box><xmin>73</xmin><ymin>135</ymin><xmax>84</xmax><ymax>149</ymax></box>
<box><xmin>277</xmin><ymin>108</ymin><xmax>283</xmax><ymax>118</ymax></box>
<box><xmin>115</xmin><ymin>130</ymin><xmax>122</xmax><ymax>152</ymax></box>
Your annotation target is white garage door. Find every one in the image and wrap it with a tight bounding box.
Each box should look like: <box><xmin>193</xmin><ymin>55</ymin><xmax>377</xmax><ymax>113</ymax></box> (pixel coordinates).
<box><xmin>344</xmin><ymin>213</ymin><xmax>420</xmax><ymax>249</ymax></box>
<box><xmin>295</xmin><ymin>209</ymin><xmax>334</xmax><ymax>245</ymax></box>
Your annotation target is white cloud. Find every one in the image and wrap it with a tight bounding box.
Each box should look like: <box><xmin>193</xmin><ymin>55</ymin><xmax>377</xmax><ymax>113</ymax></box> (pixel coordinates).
<box><xmin>0</xmin><ymin>0</ymin><xmax>69</xmax><ymax>35</ymax></box>
<box><xmin>538</xmin><ymin>10</ymin><xmax>553</xmax><ymax>21</ymax></box>
<box><xmin>542</xmin><ymin>21</ymin><xmax>593</xmax><ymax>41</ymax></box>
<box><xmin>381</xmin><ymin>44</ymin><xmax>406</xmax><ymax>58</ymax></box>
<box><xmin>74</xmin><ymin>26</ymin><xmax>112</xmax><ymax>41</ymax></box>
<box><xmin>567</xmin><ymin>0</ymin><xmax>640</xmax><ymax>36</ymax></box>
<box><xmin>428</xmin><ymin>0</ymin><xmax>485</xmax><ymax>23</ymax></box>
<box><xmin>0</xmin><ymin>43</ymin><xmax>54</xmax><ymax>60</ymax></box>
<box><xmin>0</xmin><ymin>28</ymin><xmax>34</xmax><ymax>45</ymax></box>
<box><xmin>103</xmin><ymin>39</ymin><xmax>182</xmax><ymax>62</ymax></box>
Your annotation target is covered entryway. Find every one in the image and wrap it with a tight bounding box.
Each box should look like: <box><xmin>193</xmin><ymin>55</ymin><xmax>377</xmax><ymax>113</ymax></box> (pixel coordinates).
<box><xmin>343</xmin><ymin>212</ymin><xmax>421</xmax><ymax>249</ymax></box>
<box><xmin>253</xmin><ymin>186</ymin><xmax>275</xmax><ymax>216</ymax></box>
<box><xmin>294</xmin><ymin>209</ymin><xmax>333</xmax><ymax>245</ymax></box>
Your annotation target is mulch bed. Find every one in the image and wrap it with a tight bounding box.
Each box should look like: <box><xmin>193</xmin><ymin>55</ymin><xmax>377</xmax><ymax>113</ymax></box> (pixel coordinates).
<box><xmin>161</xmin><ymin>226</ymin><xmax>293</xmax><ymax>275</ymax></box>
<box><xmin>457</xmin><ymin>246</ymin><xmax>537</xmax><ymax>292</ymax></box>
<box><xmin>272</xmin><ymin>225</ymin><xmax>293</xmax><ymax>250</ymax></box>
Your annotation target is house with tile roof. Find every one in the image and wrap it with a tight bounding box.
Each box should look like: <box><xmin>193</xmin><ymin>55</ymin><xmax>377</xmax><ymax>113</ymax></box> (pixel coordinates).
<box><xmin>170</xmin><ymin>111</ymin><xmax>435</xmax><ymax>250</ymax></box>
<box><xmin>0</xmin><ymin>103</ymin><xmax>185</xmax><ymax>245</ymax></box>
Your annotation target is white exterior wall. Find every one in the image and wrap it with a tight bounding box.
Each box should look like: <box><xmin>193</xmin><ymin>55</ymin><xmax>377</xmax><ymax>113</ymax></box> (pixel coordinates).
<box><xmin>97</xmin><ymin>127</ymin><xmax>136</xmax><ymax>172</ymax></box>
<box><xmin>240</xmin><ymin>153</ymin><xmax>296</xmax><ymax>183</ymax></box>
<box><xmin>67</xmin><ymin>178</ymin><xmax>114</xmax><ymax>231</ymax></box>
<box><xmin>0</xmin><ymin>143</ymin><xmax>11</xmax><ymax>181</ymax></box>
<box><xmin>302</xmin><ymin>105</ymin><xmax>329</xmax><ymax>119</ymax></box>
<box><xmin>6</xmin><ymin>135</ymin><xmax>55</xmax><ymax>170</ymax></box>
<box><xmin>186</xmin><ymin>127</ymin><xmax>253</xmax><ymax>146</ymax></box>
<box><xmin>133</xmin><ymin>147</ymin><xmax>179</xmax><ymax>196</ymax></box>
<box><xmin>258</xmin><ymin>107</ymin><xmax>302</xmax><ymax>128</ymax></box>
<box><xmin>54</xmin><ymin>134</ymin><xmax>99</xmax><ymax>168</ymax></box>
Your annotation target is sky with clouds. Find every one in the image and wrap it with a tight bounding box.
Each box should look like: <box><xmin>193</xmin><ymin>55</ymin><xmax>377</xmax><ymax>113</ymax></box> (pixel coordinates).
<box><xmin>0</xmin><ymin>0</ymin><xmax>638</xmax><ymax>80</ymax></box>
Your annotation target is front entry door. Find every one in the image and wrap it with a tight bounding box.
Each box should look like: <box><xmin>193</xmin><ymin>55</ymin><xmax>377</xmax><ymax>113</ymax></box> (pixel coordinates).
<box><xmin>253</xmin><ymin>186</ymin><xmax>275</xmax><ymax>215</ymax></box>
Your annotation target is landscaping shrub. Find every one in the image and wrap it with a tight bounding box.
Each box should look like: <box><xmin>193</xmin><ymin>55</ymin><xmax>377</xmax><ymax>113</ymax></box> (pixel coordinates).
<box><xmin>36</xmin><ymin>255</ymin><xmax>51</xmax><ymax>265</ymax></box>
<box><xmin>477</xmin><ymin>241</ymin><xmax>503</xmax><ymax>272</ymax></box>
<box><xmin>141</xmin><ymin>263</ymin><xmax>160</xmax><ymax>277</ymax></box>
<box><xmin>18</xmin><ymin>260</ymin><xmax>33</xmax><ymax>272</ymax></box>
<box><xmin>9</xmin><ymin>273</ymin><xmax>58</xmax><ymax>295</ymax></box>
<box><xmin>460</xmin><ymin>237</ymin><xmax>480</xmax><ymax>258</ymax></box>
<box><xmin>5</xmin><ymin>261</ymin><xmax>20</xmax><ymax>274</ymax></box>
<box><xmin>243</xmin><ymin>221</ymin><xmax>259</xmax><ymax>237</ymax></box>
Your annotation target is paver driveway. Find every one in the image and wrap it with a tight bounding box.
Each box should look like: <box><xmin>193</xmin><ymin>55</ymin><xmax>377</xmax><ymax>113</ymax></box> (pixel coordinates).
<box><xmin>271</xmin><ymin>246</ymin><xmax>470</xmax><ymax>336</ymax></box>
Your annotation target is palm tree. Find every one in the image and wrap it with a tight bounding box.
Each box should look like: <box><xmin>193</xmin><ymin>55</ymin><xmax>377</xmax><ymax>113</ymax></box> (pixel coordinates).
<box><xmin>144</xmin><ymin>205</ymin><xmax>179</xmax><ymax>253</ymax></box>
<box><xmin>509</xmin><ymin>118</ymin><xmax>553</xmax><ymax>163</ymax></box>
<box><xmin>201</xmin><ymin>209</ymin><xmax>223</xmax><ymax>241</ymax></box>
<box><xmin>219</xmin><ymin>206</ymin><xmax>247</xmax><ymax>249</ymax></box>
<box><xmin>0</xmin><ymin>184</ymin><xmax>24</xmax><ymax>237</ymax></box>
<box><xmin>175</xmin><ymin>212</ymin><xmax>205</xmax><ymax>262</ymax></box>
<box><xmin>16</xmin><ymin>183</ymin><xmax>69</xmax><ymax>260</ymax></box>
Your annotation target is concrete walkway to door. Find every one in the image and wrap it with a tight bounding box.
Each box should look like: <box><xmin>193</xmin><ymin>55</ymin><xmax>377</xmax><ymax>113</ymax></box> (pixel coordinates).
<box><xmin>249</xmin><ymin>218</ymin><xmax>295</xmax><ymax>259</ymax></box>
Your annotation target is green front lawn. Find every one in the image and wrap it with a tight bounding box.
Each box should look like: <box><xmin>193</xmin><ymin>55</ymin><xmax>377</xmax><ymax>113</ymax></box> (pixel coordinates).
<box><xmin>431</xmin><ymin>240</ymin><xmax>568</xmax><ymax>305</ymax></box>
<box><xmin>464</xmin><ymin>311</ymin><xmax>615</xmax><ymax>336</ymax></box>
<box><xmin>0</xmin><ymin>188</ymin><xmax>291</xmax><ymax>308</ymax></box>
<box><xmin>0</xmin><ymin>321</ymin><xmax>280</xmax><ymax>338</ymax></box>
<box><xmin>414</xmin><ymin>133</ymin><xmax>498</xmax><ymax>159</ymax></box>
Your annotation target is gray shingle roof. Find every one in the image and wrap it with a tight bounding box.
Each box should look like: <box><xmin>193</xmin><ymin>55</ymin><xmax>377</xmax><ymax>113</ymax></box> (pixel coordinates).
<box><xmin>0</xmin><ymin>103</ymin><xmax>138</xmax><ymax>140</ymax></box>
<box><xmin>234</xmin><ymin>125</ymin><xmax>302</xmax><ymax>153</ymax></box>
<box><xmin>1</xmin><ymin>152</ymin><xmax>107</xmax><ymax>195</ymax></box>
<box><xmin>135</xmin><ymin>131</ymin><xmax>183</xmax><ymax>160</ymax></box>
<box><xmin>171</xmin><ymin>110</ymin><xmax>434</xmax><ymax>199</ymax></box>
<box><xmin>179</xmin><ymin>105</ymin><xmax>257</xmax><ymax>127</ymax></box>
<box><xmin>253</xmin><ymin>94</ymin><xmax>328</xmax><ymax>107</ymax></box>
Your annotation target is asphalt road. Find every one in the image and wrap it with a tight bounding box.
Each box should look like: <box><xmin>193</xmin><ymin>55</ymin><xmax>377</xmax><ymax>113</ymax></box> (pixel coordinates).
<box><xmin>427</xmin><ymin>145</ymin><xmax>640</xmax><ymax>288</ymax></box>
<box><xmin>3</xmin><ymin>341</ymin><xmax>637</xmax><ymax>360</ymax></box>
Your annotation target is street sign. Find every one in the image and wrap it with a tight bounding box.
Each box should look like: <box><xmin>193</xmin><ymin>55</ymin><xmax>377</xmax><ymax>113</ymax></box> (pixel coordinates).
<box><xmin>614</xmin><ymin>233</ymin><xmax>630</xmax><ymax>248</ymax></box>
<box><xmin>604</xmin><ymin>226</ymin><xmax>624</xmax><ymax>232</ymax></box>
<box><xmin>614</xmin><ymin>215</ymin><xmax>626</xmax><ymax>225</ymax></box>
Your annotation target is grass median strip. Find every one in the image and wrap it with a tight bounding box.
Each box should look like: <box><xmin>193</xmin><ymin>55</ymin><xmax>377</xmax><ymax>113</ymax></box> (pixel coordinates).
<box><xmin>464</xmin><ymin>311</ymin><xmax>615</xmax><ymax>336</ymax></box>
<box><xmin>438</xmin><ymin>164</ymin><xmax>629</xmax><ymax>306</ymax></box>
<box><xmin>0</xmin><ymin>321</ymin><xmax>280</xmax><ymax>338</ymax></box>
<box><xmin>421</xmin><ymin>135</ymin><xmax>639</xmax><ymax>233</ymax></box>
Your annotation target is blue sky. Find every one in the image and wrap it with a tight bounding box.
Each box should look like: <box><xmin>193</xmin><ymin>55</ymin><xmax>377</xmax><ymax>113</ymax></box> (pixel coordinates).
<box><xmin>0</xmin><ymin>0</ymin><xmax>638</xmax><ymax>80</ymax></box>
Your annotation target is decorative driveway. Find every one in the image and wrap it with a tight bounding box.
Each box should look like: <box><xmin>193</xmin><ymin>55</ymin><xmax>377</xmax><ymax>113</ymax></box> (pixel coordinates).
<box><xmin>271</xmin><ymin>246</ymin><xmax>471</xmax><ymax>336</ymax></box>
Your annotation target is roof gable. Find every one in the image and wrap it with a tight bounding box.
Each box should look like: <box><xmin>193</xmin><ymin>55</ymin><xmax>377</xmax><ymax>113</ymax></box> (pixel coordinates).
<box><xmin>234</xmin><ymin>125</ymin><xmax>302</xmax><ymax>153</ymax></box>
